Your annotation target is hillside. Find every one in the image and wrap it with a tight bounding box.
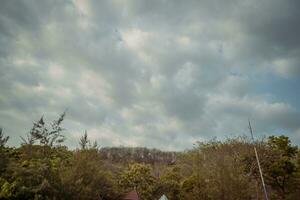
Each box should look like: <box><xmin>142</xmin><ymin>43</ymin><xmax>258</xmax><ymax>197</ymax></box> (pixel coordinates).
<box><xmin>99</xmin><ymin>147</ymin><xmax>177</xmax><ymax>165</ymax></box>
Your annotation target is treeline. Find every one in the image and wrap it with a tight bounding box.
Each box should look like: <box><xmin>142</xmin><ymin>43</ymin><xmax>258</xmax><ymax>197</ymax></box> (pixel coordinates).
<box><xmin>1</xmin><ymin>113</ymin><xmax>300</xmax><ymax>199</ymax></box>
<box><xmin>100</xmin><ymin>147</ymin><xmax>176</xmax><ymax>164</ymax></box>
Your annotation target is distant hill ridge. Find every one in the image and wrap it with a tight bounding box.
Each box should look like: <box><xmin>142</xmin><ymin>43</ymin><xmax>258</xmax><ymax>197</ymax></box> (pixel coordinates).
<box><xmin>99</xmin><ymin>147</ymin><xmax>177</xmax><ymax>164</ymax></box>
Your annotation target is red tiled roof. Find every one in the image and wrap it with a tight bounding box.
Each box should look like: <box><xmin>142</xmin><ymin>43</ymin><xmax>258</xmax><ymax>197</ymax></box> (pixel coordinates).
<box><xmin>122</xmin><ymin>190</ymin><xmax>140</xmax><ymax>200</ymax></box>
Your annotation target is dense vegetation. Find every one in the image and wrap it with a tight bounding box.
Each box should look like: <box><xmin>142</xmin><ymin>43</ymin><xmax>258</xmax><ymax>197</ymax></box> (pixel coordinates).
<box><xmin>1</xmin><ymin>113</ymin><xmax>300</xmax><ymax>200</ymax></box>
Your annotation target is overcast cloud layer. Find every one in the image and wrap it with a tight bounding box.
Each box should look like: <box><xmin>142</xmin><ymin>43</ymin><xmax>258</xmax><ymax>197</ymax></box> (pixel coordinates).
<box><xmin>1</xmin><ymin>0</ymin><xmax>300</xmax><ymax>150</ymax></box>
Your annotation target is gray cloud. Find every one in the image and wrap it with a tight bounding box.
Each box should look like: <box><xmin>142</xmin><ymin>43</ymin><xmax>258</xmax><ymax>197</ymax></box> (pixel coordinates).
<box><xmin>0</xmin><ymin>0</ymin><xmax>300</xmax><ymax>150</ymax></box>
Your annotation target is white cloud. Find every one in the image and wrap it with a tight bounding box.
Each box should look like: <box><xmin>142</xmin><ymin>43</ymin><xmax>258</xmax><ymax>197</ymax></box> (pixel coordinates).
<box><xmin>272</xmin><ymin>58</ymin><xmax>300</xmax><ymax>78</ymax></box>
<box><xmin>48</xmin><ymin>63</ymin><xmax>65</xmax><ymax>80</ymax></box>
<box><xmin>1</xmin><ymin>0</ymin><xmax>300</xmax><ymax>150</ymax></box>
<box><xmin>121</xmin><ymin>29</ymin><xmax>153</xmax><ymax>50</ymax></box>
<box><xmin>174</xmin><ymin>62</ymin><xmax>196</xmax><ymax>90</ymax></box>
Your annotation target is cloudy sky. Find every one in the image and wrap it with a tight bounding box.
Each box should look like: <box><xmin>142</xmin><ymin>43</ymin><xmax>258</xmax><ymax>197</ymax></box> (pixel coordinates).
<box><xmin>1</xmin><ymin>0</ymin><xmax>300</xmax><ymax>150</ymax></box>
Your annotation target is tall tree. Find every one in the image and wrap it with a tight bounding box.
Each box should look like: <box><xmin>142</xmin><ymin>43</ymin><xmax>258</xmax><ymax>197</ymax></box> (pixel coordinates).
<box><xmin>0</xmin><ymin>128</ymin><xmax>9</xmax><ymax>147</ymax></box>
<box><xmin>0</xmin><ymin>128</ymin><xmax>10</xmax><ymax>176</ymax></box>
<box><xmin>265</xmin><ymin>135</ymin><xmax>299</xmax><ymax>199</ymax></box>
<box><xmin>120</xmin><ymin>163</ymin><xmax>156</xmax><ymax>200</ymax></box>
<box><xmin>27</xmin><ymin>112</ymin><xmax>66</xmax><ymax>147</ymax></box>
<box><xmin>79</xmin><ymin>130</ymin><xmax>90</xmax><ymax>150</ymax></box>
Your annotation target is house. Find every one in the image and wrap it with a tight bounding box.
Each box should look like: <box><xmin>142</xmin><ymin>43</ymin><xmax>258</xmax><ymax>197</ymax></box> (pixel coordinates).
<box><xmin>159</xmin><ymin>194</ymin><xmax>168</xmax><ymax>200</ymax></box>
<box><xmin>122</xmin><ymin>190</ymin><xmax>140</xmax><ymax>200</ymax></box>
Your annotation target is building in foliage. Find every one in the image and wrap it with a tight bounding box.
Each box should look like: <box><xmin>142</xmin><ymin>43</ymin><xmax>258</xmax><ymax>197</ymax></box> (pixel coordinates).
<box><xmin>122</xmin><ymin>190</ymin><xmax>140</xmax><ymax>200</ymax></box>
<box><xmin>159</xmin><ymin>194</ymin><xmax>168</xmax><ymax>200</ymax></box>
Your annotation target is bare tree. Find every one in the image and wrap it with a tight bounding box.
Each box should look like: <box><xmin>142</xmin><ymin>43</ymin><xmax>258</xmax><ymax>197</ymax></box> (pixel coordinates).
<box><xmin>79</xmin><ymin>130</ymin><xmax>90</xmax><ymax>150</ymax></box>
<box><xmin>20</xmin><ymin>133</ymin><xmax>35</xmax><ymax>145</ymax></box>
<box><xmin>24</xmin><ymin>112</ymin><xmax>66</xmax><ymax>147</ymax></box>
<box><xmin>0</xmin><ymin>128</ymin><xmax>9</xmax><ymax>147</ymax></box>
<box><xmin>79</xmin><ymin>130</ymin><xmax>99</xmax><ymax>150</ymax></box>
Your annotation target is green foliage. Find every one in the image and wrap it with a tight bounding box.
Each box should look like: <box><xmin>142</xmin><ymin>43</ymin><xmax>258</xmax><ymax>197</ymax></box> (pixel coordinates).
<box><xmin>154</xmin><ymin>167</ymin><xmax>182</xmax><ymax>200</ymax></box>
<box><xmin>1</xmin><ymin>114</ymin><xmax>300</xmax><ymax>199</ymax></box>
<box><xmin>181</xmin><ymin>174</ymin><xmax>209</xmax><ymax>200</ymax></box>
<box><xmin>268</xmin><ymin>135</ymin><xmax>298</xmax><ymax>157</ymax></box>
<box><xmin>264</xmin><ymin>135</ymin><xmax>299</xmax><ymax>199</ymax></box>
<box><xmin>120</xmin><ymin>163</ymin><xmax>156</xmax><ymax>200</ymax></box>
<box><xmin>61</xmin><ymin>149</ymin><xmax>120</xmax><ymax>200</ymax></box>
<box><xmin>0</xmin><ymin>129</ymin><xmax>10</xmax><ymax>178</ymax></box>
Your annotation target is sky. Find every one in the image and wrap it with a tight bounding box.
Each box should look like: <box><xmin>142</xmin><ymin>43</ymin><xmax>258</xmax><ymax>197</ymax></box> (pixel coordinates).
<box><xmin>0</xmin><ymin>0</ymin><xmax>300</xmax><ymax>150</ymax></box>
